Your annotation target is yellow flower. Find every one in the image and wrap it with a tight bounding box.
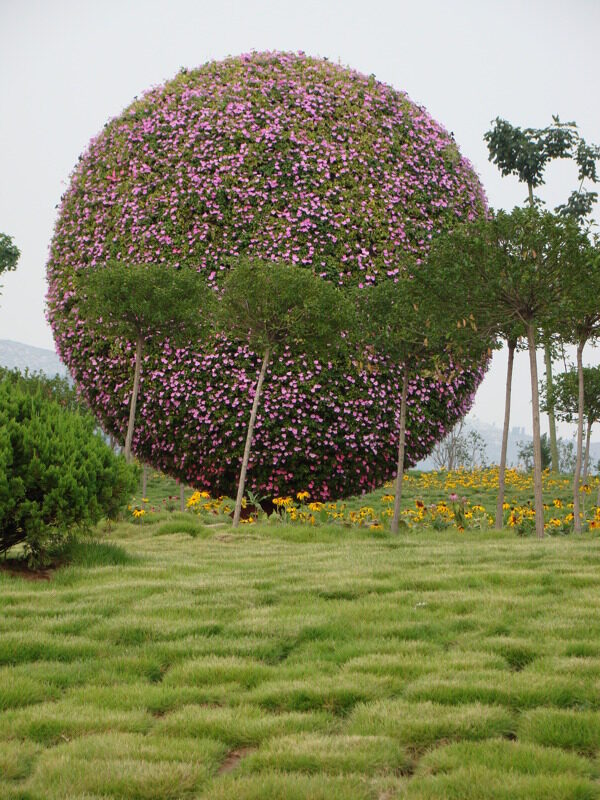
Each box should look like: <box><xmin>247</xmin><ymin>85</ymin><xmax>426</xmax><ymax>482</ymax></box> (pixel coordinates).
<box><xmin>370</xmin><ymin>523</ymin><xmax>383</xmax><ymax>530</ymax></box>
<box><xmin>187</xmin><ymin>490</ymin><xmax>211</xmax><ymax>508</ymax></box>
<box><xmin>381</xmin><ymin>494</ymin><xmax>394</xmax><ymax>503</ymax></box>
<box><xmin>132</xmin><ymin>508</ymin><xmax>145</xmax><ymax>518</ymax></box>
<box><xmin>297</xmin><ymin>491</ymin><xmax>310</xmax><ymax>501</ymax></box>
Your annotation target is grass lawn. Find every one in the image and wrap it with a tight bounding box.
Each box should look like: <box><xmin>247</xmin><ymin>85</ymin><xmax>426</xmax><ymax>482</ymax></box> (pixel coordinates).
<box><xmin>2</xmin><ymin>518</ymin><xmax>600</xmax><ymax>798</ymax></box>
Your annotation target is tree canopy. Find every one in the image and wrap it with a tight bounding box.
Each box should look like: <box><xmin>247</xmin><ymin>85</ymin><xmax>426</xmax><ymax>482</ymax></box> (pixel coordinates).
<box><xmin>215</xmin><ymin>259</ymin><xmax>351</xmax><ymax>360</ymax></box>
<box><xmin>484</xmin><ymin>116</ymin><xmax>600</xmax><ymax>219</ymax></box>
<box><xmin>77</xmin><ymin>261</ymin><xmax>212</xmax><ymax>343</ymax></box>
<box><xmin>544</xmin><ymin>366</ymin><xmax>600</xmax><ymax>427</ymax></box>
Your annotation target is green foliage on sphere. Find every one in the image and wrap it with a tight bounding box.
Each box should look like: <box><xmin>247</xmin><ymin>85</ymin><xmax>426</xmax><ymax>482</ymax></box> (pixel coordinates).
<box><xmin>0</xmin><ymin>370</ymin><xmax>137</xmax><ymax>566</ymax></box>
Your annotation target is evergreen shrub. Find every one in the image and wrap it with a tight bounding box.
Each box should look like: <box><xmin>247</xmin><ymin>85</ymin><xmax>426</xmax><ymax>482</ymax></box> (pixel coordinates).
<box><xmin>0</xmin><ymin>371</ymin><xmax>137</xmax><ymax>565</ymax></box>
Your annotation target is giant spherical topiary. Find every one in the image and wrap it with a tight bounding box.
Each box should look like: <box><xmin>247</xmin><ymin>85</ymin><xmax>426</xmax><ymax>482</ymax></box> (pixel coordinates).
<box><xmin>47</xmin><ymin>51</ymin><xmax>487</xmax><ymax>499</ymax></box>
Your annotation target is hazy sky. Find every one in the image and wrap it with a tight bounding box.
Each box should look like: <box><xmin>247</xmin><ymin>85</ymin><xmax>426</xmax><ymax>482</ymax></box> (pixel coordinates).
<box><xmin>1</xmin><ymin>0</ymin><xmax>599</xmax><ymax>437</ymax></box>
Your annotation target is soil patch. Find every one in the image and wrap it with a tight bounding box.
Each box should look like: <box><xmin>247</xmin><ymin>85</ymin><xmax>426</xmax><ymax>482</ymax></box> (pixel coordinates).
<box><xmin>217</xmin><ymin>747</ymin><xmax>256</xmax><ymax>775</ymax></box>
<box><xmin>0</xmin><ymin>559</ymin><xmax>58</xmax><ymax>581</ymax></box>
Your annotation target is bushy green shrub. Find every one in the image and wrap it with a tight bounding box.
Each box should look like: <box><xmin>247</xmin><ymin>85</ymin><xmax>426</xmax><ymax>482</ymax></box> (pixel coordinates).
<box><xmin>0</xmin><ymin>370</ymin><xmax>137</xmax><ymax>565</ymax></box>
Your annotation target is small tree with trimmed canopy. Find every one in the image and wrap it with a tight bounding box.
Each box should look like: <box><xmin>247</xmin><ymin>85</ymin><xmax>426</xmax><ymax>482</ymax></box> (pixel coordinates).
<box><xmin>357</xmin><ymin>271</ymin><xmax>491</xmax><ymax>534</ymax></box>
<box><xmin>216</xmin><ymin>259</ymin><xmax>351</xmax><ymax>527</ymax></box>
<box><xmin>426</xmin><ymin>207</ymin><xmax>585</xmax><ymax>538</ymax></box>
<box><xmin>77</xmin><ymin>262</ymin><xmax>212</xmax><ymax>462</ymax></box>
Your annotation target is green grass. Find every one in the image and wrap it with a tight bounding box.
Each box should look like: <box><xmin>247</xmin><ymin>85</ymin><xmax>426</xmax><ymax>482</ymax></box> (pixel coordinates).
<box><xmin>154</xmin><ymin>520</ymin><xmax>207</xmax><ymax>538</ymax></box>
<box><xmin>130</xmin><ymin>470</ymin><xmax>194</xmax><ymax>513</ymax></box>
<box><xmin>61</xmin><ymin>539</ymin><xmax>139</xmax><ymax>566</ymax></box>
<box><xmin>2</xmin><ymin>519</ymin><xmax>600</xmax><ymax>798</ymax></box>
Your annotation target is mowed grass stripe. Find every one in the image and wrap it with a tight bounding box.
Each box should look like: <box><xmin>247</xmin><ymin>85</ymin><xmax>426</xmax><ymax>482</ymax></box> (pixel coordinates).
<box><xmin>1</xmin><ymin>523</ymin><xmax>600</xmax><ymax>798</ymax></box>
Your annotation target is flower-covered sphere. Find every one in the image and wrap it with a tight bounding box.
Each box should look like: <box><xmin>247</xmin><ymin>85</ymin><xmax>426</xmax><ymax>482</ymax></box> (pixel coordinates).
<box><xmin>47</xmin><ymin>51</ymin><xmax>487</xmax><ymax>499</ymax></box>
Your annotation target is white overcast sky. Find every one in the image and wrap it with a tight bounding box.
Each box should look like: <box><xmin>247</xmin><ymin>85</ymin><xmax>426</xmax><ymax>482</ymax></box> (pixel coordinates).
<box><xmin>1</xmin><ymin>0</ymin><xmax>599</xmax><ymax>437</ymax></box>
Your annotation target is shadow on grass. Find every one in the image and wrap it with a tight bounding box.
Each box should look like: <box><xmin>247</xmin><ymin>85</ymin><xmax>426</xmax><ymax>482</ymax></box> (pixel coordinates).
<box><xmin>0</xmin><ymin>538</ymin><xmax>138</xmax><ymax>581</ymax></box>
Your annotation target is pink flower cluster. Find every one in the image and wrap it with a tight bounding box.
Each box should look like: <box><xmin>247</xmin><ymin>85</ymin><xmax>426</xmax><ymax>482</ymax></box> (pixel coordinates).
<box><xmin>46</xmin><ymin>51</ymin><xmax>487</xmax><ymax>499</ymax></box>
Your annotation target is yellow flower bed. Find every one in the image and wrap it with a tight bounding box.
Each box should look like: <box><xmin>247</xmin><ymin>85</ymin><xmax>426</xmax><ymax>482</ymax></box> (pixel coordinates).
<box><xmin>132</xmin><ymin>468</ymin><xmax>600</xmax><ymax>534</ymax></box>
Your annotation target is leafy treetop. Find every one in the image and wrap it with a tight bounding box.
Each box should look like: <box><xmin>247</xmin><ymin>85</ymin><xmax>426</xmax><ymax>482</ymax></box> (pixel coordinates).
<box><xmin>542</xmin><ymin>366</ymin><xmax>600</xmax><ymax>427</ymax></box>
<box><xmin>76</xmin><ymin>261</ymin><xmax>213</xmax><ymax>344</ymax></box>
<box><xmin>356</xmin><ymin>270</ymin><xmax>491</xmax><ymax>377</ymax></box>
<box><xmin>425</xmin><ymin>207</ymin><xmax>585</xmax><ymax>333</ymax></box>
<box><xmin>484</xmin><ymin>115</ymin><xmax>600</xmax><ymax>220</ymax></box>
<box><xmin>215</xmin><ymin>259</ymin><xmax>352</xmax><ymax>359</ymax></box>
<box><xmin>552</xmin><ymin>236</ymin><xmax>600</xmax><ymax>348</ymax></box>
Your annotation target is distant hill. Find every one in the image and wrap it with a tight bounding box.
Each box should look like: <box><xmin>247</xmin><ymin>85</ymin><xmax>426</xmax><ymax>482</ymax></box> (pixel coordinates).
<box><xmin>0</xmin><ymin>339</ymin><xmax>68</xmax><ymax>378</ymax></box>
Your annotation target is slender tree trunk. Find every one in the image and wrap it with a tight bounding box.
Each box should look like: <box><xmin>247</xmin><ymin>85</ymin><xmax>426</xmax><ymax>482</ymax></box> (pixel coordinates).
<box><xmin>496</xmin><ymin>340</ymin><xmax>515</xmax><ymax>530</ymax></box>
<box><xmin>233</xmin><ymin>348</ymin><xmax>270</xmax><ymax>529</ymax></box>
<box><xmin>391</xmin><ymin>370</ymin><xmax>409</xmax><ymax>534</ymax></box>
<box><xmin>142</xmin><ymin>463</ymin><xmax>148</xmax><ymax>498</ymax></box>
<box><xmin>124</xmin><ymin>335</ymin><xmax>143</xmax><ymax>463</ymax></box>
<box><xmin>545</xmin><ymin>343</ymin><xmax>560</xmax><ymax>473</ymax></box>
<box><xmin>526</xmin><ymin>323</ymin><xmax>545</xmax><ymax>538</ymax></box>
<box><xmin>573</xmin><ymin>340</ymin><xmax>586</xmax><ymax>533</ymax></box>
<box><xmin>180</xmin><ymin>484</ymin><xmax>185</xmax><ymax>513</ymax></box>
<box><xmin>583</xmin><ymin>420</ymin><xmax>592</xmax><ymax>481</ymax></box>
<box><xmin>527</xmin><ymin>181</ymin><xmax>558</xmax><ymax>474</ymax></box>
